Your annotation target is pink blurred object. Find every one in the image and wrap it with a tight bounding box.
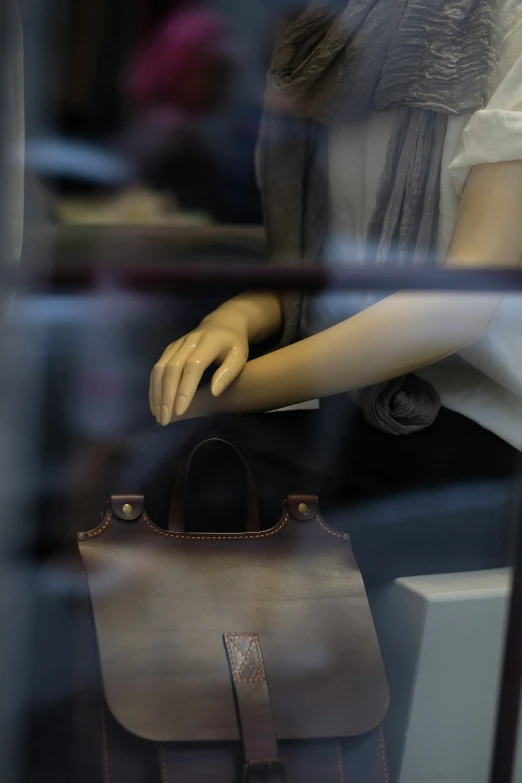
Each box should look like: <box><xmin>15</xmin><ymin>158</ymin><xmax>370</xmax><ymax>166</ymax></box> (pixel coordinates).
<box><xmin>128</xmin><ymin>7</ymin><xmax>232</xmax><ymax>113</ymax></box>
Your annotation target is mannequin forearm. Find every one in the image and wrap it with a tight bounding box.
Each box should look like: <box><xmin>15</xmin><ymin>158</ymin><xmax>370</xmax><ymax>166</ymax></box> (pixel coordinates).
<box><xmin>181</xmin><ymin>160</ymin><xmax>522</xmax><ymax>419</ymax></box>
<box><xmin>187</xmin><ymin>291</ymin><xmax>503</xmax><ymax>416</ymax></box>
<box><xmin>202</xmin><ymin>291</ymin><xmax>283</xmax><ymax>344</ymax></box>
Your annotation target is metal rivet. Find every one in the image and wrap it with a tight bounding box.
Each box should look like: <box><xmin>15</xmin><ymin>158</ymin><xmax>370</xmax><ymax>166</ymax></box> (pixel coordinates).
<box><xmin>77</xmin><ymin>532</ymin><xmax>87</xmax><ymax>542</ymax></box>
<box><xmin>298</xmin><ymin>503</ymin><xmax>309</xmax><ymax>515</ymax></box>
<box><xmin>122</xmin><ymin>503</ymin><xmax>134</xmax><ymax>516</ymax></box>
<box><xmin>342</xmin><ymin>534</ymin><xmax>350</xmax><ymax>542</ymax></box>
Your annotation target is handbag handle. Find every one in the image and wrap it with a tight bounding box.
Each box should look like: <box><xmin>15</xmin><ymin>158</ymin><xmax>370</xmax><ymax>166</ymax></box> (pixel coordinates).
<box><xmin>168</xmin><ymin>438</ymin><xmax>260</xmax><ymax>533</ymax></box>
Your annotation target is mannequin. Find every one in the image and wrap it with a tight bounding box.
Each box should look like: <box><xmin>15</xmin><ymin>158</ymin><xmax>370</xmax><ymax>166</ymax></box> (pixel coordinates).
<box><xmin>151</xmin><ymin>159</ymin><xmax>522</xmax><ymax>426</ymax></box>
<box><xmin>144</xmin><ymin>0</ymin><xmax>522</xmax><ymax>584</ymax></box>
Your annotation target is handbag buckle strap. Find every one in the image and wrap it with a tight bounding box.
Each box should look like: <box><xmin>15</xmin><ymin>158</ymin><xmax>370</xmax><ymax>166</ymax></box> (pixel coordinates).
<box><xmin>242</xmin><ymin>759</ymin><xmax>285</xmax><ymax>782</ymax></box>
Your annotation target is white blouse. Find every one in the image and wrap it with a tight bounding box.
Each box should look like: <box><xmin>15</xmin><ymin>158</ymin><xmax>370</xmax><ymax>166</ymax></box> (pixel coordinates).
<box><xmin>326</xmin><ymin>0</ymin><xmax>522</xmax><ymax>449</ymax></box>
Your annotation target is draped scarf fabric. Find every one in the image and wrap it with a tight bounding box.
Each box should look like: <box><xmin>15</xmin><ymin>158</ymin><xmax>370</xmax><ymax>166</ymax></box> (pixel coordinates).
<box><xmin>259</xmin><ymin>0</ymin><xmax>499</xmax><ymax>434</ymax></box>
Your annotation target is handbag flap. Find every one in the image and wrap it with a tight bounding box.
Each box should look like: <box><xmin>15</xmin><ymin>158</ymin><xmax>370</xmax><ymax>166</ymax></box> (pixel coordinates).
<box><xmin>78</xmin><ymin>499</ymin><xmax>389</xmax><ymax>743</ymax></box>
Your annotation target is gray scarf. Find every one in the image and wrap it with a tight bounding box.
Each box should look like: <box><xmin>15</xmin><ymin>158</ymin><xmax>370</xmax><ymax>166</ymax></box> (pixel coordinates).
<box><xmin>260</xmin><ymin>0</ymin><xmax>499</xmax><ymax>434</ymax></box>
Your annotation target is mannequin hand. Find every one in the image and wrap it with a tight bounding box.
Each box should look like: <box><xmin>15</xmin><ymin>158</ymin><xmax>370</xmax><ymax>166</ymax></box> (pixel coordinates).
<box><xmin>150</xmin><ymin>292</ymin><xmax>283</xmax><ymax>424</ymax></box>
<box><xmin>150</xmin><ymin>316</ymin><xmax>249</xmax><ymax>425</ymax></box>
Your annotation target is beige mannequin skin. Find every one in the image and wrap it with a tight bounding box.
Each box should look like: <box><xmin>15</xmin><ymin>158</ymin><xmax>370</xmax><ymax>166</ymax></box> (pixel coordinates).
<box><xmin>150</xmin><ymin>160</ymin><xmax>522</xmax><ymax>426</ymax></box>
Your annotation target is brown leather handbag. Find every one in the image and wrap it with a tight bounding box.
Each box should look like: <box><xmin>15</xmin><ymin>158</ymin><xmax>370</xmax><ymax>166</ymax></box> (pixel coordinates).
<box><xmin>77</xmin><ymin>439</ymin><xmax>390</xmax><ymax>783</ymax></box>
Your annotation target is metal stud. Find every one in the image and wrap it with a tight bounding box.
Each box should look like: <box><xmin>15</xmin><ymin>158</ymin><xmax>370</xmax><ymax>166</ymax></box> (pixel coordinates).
<box><xmin>122</xmin><ymin>503</ymin><xmax>134</xmax><ymax>516</ymax></box>
<box><xmin>298</xmin><ymin>503</ymin><xmax>309</xmax><ymax>515</ymax></box>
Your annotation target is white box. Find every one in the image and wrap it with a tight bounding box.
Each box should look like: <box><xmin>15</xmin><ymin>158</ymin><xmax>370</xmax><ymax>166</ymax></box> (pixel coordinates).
<box><xmin>371</xmin><ymin>569</ymin><xmax>522</xmax><ymax>783</ymax></box>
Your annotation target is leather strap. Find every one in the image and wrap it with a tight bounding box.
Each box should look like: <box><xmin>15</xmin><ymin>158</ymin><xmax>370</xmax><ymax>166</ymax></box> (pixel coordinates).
<box><xmin>169</xmin><ymin>439</ymin><xmax>260</xmax><ymax>533</ymax></box>
<box><xmin>224</xmin><ymin>633</ymin><xmax>284</xmax><ymax>783</ymax></box>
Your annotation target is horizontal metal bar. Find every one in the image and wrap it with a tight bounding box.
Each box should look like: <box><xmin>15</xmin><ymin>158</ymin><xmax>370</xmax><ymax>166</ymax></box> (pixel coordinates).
<box><xmin>49</xmin><ymin>263</ymin><xmax>522</xmax><ymax>293</ymax></box>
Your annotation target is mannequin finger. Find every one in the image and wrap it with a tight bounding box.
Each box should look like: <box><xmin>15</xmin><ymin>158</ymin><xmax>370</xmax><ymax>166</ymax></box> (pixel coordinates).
<box><xmin>211</xmin><ymin>348</ymin><xmax>247</xmax><ymax>397</ymax></box>
<box><xmin>149</xmin><ymin>337</ymin><xmax>185</xmax><ymax>417</ymax></box>
<box><xmin>174</xmin><ymin>337</ymin><xmax>226</xmax><ymax>417</ymax></box>
<box><xmin>149</xmin><ymin>375</ymin><xmax>154</xmax><ymax>417</ymax></box>
<box><xmin>159</xmin><ymin>337</ymin><xmax>207</xmax><ymax>423</ymax></box>
<box><xmin>153</xmin><ymin>337</ymin><xmax>198</xmax><ymax>422</ymax></box>
<box><xmin>150</xmin><ymin>338</ymin><xmax>185</xmax><ymax>414</ymax></box>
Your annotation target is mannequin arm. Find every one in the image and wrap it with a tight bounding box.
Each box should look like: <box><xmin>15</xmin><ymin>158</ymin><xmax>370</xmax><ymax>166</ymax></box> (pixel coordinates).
<box><xmin>181</xmin><ymin>160</ymin><xmax>522</xmax><ymax>419</ymax></box>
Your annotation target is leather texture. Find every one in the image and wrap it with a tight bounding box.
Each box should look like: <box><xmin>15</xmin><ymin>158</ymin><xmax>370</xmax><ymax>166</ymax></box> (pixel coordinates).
<box><xmin>224</xmin><ymin>633</ymin><xmax>282</xmax><ymax>782</ymax></box>
<box><xmin>77</xmin><ymin>682</ymin><xmax>389</xmax><ymax>783</ymax></box>
<box><xmin>84</xmin><ymin>690</ymin><xmax>389</xmax><ymax>783</ymax></box>
<box><xmin>103</xmin><ymin>717</ymin><xmax>389</xmax><ymax>782</ymax></box>
<box><xmin>169</xmin><ymin>438</ymin><xmax>260</xmax><ymax>532</ymax></box>
<box><xmin>78</xmin><ymin>495</ymin><xmax>389</xmax><ymax>744</ymax></box>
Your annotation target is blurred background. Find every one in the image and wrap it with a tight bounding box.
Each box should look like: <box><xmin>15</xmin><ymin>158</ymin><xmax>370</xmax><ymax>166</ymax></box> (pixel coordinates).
<box><xmin>1</xmin><ymin>2</ymin><xmax>276</xmax><ymax>781</ymax></box>
<box><xmin>14</xmin><ymin>0</ymin><xmax>279</xmax><ymax>527</ymax></box>
<box><xmin>24</xmin><ymin>0</ymin><xmax>272</xmax><ymax>226</ymax></box>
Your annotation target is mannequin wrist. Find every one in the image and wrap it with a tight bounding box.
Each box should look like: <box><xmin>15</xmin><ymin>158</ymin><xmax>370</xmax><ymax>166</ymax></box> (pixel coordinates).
<box><xmin>201</xmin><ymin>303</ymin><xmax>253</xmax><ymax>340</ymax></box>
<box><xmin>200</xmin><ymin>293</ymin><xmax>283</xmax><ymax>344</ymax></box>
